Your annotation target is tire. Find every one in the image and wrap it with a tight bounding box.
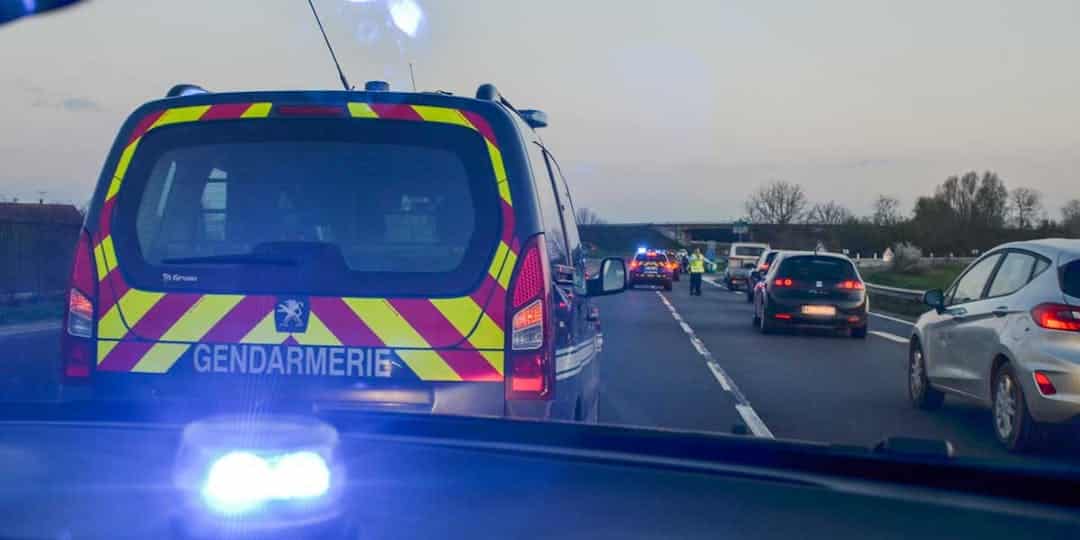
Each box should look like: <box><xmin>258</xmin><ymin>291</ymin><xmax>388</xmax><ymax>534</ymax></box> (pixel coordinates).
<box><xmin>992</xmin><ymin>362</ymin><xmax>1043</xmax><ymax>452</ymax></box>
<box><xmin>851</xmin><ymin>325</ymin><xmax>867</xmax><ymax>339</ymax></box>
<box><xmin>909</xmin><ymin>340</ymin><xmax>944</xmax><ymax>410</ymax></box>
<box><xmin>663</xmin><ymin>281</ymin><xmax>673</xmax><ymax>291</ymax></box>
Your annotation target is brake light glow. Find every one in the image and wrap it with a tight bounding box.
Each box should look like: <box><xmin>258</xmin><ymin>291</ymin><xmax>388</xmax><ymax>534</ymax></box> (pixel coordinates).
<box><xmin>511</xmin><ymin>300</ymin><xmax>544</xmax><ymax>350</ymax></box>
<box><xmin>62</xmin><ymin>229</ymin><xmax>96</xmax><ymax>381</ymax></box>
<box><xmin>1033</xmin><ymin>371</ymin><xmax>1057</xmax><ymax>396</ymax></box>
<box><xmin>774</xmin><ymin>278</ymin><xmax>793</xmax><ymax>287</ymax></box>
<box><xmin>629</xmin><ymin>261</ymin><xmax>640</xmax><ymax>271</ymax></box>
<box><xmin>506</xmin><ymin>235</ymin><xmax>554</xmax><ymax>400</ymax></box>
<box><xmin>67</xmin><ymin>288</ymin><xmax>94</xmax><ymax>338</ymax></box>
<box><xmin>1030</xmin><ymin>303</ymin><xmax>1080</xmax><ymax>332</ymax></box>
<box><xmin>837</xmin><ymin>280</ymin><xmax>865</xmax><ymax>290</ymax></box>
<box><xmin>774</xmin><ymin>313</ymin><xmax>793</xmax><ymax>320</ymax></box>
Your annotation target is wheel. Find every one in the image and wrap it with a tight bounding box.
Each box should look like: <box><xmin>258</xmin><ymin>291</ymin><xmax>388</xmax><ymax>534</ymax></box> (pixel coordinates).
<box><xmin>850</xmin><ymin>325</ymin><xmax>867</xmax><ymax>339</ymax></box>
<box><xmin>663</xmin><ymin>281</ymin><xmax>673</xmax><ymax>291</ymax></box>
<box><xmin>627</xmin><ymin>281</ymin><xmax>635</xmax><ymax>290</ymax></box>
<box><xmin>992</xmin><ymin>363</ymin><xmax>1043</xmax><ymax>452</ymax></box>
<box><xmin>908</xmin><ymin>340</ymin><xmax>944</xmax><ymax>410</ymax></box>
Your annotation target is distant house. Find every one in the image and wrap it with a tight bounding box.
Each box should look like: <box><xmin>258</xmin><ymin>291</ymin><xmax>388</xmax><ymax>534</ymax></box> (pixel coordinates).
<box><xmin>0</xmin><ymin>202</ymin><xmax>82</xmax><ymax>225</ymax></box>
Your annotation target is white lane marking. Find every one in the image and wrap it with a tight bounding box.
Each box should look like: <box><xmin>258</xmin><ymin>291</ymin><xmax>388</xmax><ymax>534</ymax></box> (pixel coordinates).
<box><xmin>735</xmin><ymin>404</ymin><xmax>774</xmax><ymax>438</ymax></box>
<box><xmin>655</xmin><ymin>291</ymin><xmax>774</xmax><ymax>439</ymax></box>
<box><xmin>870</xmin><ymin>330</ymin><xmax>908</xmax><ymax>344</ymax></box>
<box><xmin>0</xmin><ymin>320</ymin><xmax>61</xmax><ymax>338</ymax></box>
<box><xmin>703</xmin><ymin>276</ymin><xmax>724</xmax><ymax>288</ymax></box>
<box><xmin>870</xmin><ymin>311</ymin><xmax>915</xmax><ymax>326</ymax></box>
<box><xmin>706</xmin><ymin>362</ymin><xmax>732</xmax><ymax>391</ymax></box>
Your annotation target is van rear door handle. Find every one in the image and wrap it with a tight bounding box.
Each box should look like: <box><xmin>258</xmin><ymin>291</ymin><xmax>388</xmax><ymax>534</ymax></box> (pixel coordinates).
<box><xmin>992</xmin><ymin>306</ymin><xmax>1010</xmax><ymax>318</ymax></box>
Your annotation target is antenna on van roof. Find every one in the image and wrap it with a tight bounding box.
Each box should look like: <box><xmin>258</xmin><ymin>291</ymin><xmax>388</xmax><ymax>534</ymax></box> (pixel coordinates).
<box><xmin>306</xmin><ymin>0</ymin><xmax>352</xmax><ymax>91</ymax></box>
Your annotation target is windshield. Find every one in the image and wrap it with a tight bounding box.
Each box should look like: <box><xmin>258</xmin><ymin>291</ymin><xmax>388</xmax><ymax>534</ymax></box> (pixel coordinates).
<box><xmin>4</xmin><ymin>0</ymin><xmax>1080</xmax><ymax>506</ymax></box>
<box><xmin>734</xmin><ymin>246</ymin><xmax>766</xmax><ymax>257</ymax></box>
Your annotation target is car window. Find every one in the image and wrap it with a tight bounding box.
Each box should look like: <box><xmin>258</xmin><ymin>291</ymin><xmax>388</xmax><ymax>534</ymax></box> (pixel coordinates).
<box><xmin>734</xmin><ymin>246</ymin><xmax>766</xmax><ymax>257</ymax></box>
<box><xmin>121</xmin><ymin>118</ymin><xmax>499</xmax><ymax>296</ymax></box>
<box><xmin>1062</xmin><ymin>259</ymin><xmax>1080</xmax><ymax>298</ymax></box>
<box><xmin>949</xmin><ymin>253</ymin><xmax>1002</xmax><ymax>305</ymax></box>
<box><xmin>544</xmin><ymin>149</ymin><xmax>586</xmax><ymax>292</ymax></box>
<box><xmin>776</xmin><ymin>256</ymin><xmax>856</xmax><ymax>281</ymax></box>
<box><xmin>987</xmin><ymin>252</ymin><xmax>1037</xmax><ymax>297</ymax></box>
<box><xmin>527</xmin><ymin>141</ymin><xmax>569</xmax><ymax>269</ymax></box>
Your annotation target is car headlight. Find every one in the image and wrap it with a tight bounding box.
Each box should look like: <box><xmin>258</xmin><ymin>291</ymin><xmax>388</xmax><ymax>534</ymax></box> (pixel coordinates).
<box><xmin>174</xmin><ymin>415</ymin><xmax>344</xmax><ymax>537</ymax></box>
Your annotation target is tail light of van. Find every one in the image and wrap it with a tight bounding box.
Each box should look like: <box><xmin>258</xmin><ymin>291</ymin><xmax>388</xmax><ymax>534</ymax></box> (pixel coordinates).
<box><xmin>836</xmin><ymin>280</ymin><xmax>865</xmax><ymax>290</ymax></box>
<box><xmin>506</xmin><ymin>235</ymin><xmax>554</xmax><ymax>400</ymax></box>
<box><xmin>61</xmin><ymin>229</ymin><xmax>96</xmax><ymax>380</ymax></box>
<box><xmin>1030</xmin><ymin>303</ymin><xmax>1080</xmax><ymax>332</ymax></box>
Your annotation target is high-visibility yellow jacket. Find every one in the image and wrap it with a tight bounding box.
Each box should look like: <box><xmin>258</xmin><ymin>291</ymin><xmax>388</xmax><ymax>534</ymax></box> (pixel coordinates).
<box><xmin>689</xmin><ymin>254</ymin><xmax>705</xmax><ymax>273</ymax></box>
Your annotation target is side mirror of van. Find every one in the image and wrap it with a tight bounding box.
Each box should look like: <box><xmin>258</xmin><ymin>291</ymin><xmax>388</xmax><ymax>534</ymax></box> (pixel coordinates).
<box><xmin>587</xmin><ymin>258</ymin><xmax>626</xmax><ymax>296</ymax></box>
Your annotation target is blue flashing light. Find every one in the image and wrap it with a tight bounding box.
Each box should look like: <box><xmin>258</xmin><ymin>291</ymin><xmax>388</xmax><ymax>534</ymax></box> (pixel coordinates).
<box><xmin>201</xmin><ymin>450</ymin><xmax>331</xmax><ymax>515</ymax></box>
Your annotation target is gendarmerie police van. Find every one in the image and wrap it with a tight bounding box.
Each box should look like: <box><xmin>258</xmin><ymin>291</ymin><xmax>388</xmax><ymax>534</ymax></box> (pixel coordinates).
<box><xmin>60</xmin><ymin>82</ymin><xmax>627</xmax><ymax>420</ymax></box>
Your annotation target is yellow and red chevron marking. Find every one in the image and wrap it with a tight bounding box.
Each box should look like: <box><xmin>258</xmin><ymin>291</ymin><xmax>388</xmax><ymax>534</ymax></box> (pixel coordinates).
<box><xmin>92</xmin><ymin>100</ymin><xmax>516</xmax><ymax>381</ymax></box>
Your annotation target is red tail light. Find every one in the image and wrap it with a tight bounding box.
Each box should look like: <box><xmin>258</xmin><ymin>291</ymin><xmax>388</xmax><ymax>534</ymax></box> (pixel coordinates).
<box><xmin>774</xmin><ymin>313</ymin><xmax>793</xmax><ymax>320</ymax></box>
<box><xmin>506</xmin><ymin>235</ymin><xmax>554</xmax><ymax>400</ymax></box>
<box><xmin>1031</xmin><ymin>303</ymin><xmax>1080</xmax><ymax>332</ymax></box>
<box><xmin>773</xmin><ymin>278</ymin><xmax>793</xmax><ymax>287</ymax></box>
<box><xmin>62</xmin><ymin>229</ymin><xmax>97</xmax><ymax>381</ymax></box>
<box><xmin>629</xmin><ymin>261</ymin><xmax>640</xmax><ymax>271</ymax></box>
<box><xmin>1033</xmin><ymin>371</ymin><xmax>1057</xmax><ymax>396</ymax></box>
<box><xmin>837</xmin><ymin>280</ymin><xmax>865</xmax><ymax>290</ymax></box>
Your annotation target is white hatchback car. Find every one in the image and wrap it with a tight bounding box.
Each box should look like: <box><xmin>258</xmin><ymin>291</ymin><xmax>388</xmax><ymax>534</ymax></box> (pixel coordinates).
<box><xmin>909</xmin><ymin>239</ymin><xmax>1080</xmax><ymax>452</ymax></box>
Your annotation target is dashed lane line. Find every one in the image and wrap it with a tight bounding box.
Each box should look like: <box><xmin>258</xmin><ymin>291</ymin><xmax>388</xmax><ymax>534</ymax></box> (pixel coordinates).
<box><xmin>870</xmin><ymin>330</ymin><xmax>909</xmax><ymax>344</ymax></box>
<box><xmin>870</xmin><ymin>312</ymin><xmax>915</xmax><ymax>326</ymax></box>
<box><xmin>656</xmin><ymin>291</ymin><xmax>774</xmax><ymax>439</ymax></box>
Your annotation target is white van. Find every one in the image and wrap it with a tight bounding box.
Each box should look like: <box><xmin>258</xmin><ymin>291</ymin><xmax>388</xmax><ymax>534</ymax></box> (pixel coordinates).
<box><xmin>721</xmin><ymin>243</ymin><xmax>770</xmax><ymax>290</ymax></box>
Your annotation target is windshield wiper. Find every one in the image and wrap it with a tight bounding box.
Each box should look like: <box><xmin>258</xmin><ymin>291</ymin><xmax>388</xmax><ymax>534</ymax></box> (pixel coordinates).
<box><xmin>161</xmin><ymin>254</ymin><xmax>298</xmax><ymax>266</ymax></box>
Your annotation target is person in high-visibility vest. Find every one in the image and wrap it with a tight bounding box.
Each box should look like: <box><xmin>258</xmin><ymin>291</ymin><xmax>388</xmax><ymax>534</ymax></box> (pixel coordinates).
<box><xmin>688</xmin><ymin>248</ymin><xmax>705</xmax><ymax>296</ymax></box>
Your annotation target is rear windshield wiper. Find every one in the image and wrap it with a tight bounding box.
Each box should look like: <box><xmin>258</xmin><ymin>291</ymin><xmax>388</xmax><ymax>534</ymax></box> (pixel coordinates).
<box><xmin>161</xmin><ymin>254</ymin><xmax>298</xmax><ymax>266</ymax></box>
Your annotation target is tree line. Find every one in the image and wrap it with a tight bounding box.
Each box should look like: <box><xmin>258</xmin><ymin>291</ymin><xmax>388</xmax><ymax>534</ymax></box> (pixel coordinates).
<box><xmin>744</xmin><ymin>173</ymin><xmax>1080</xmax><ymax>255</ymax></box>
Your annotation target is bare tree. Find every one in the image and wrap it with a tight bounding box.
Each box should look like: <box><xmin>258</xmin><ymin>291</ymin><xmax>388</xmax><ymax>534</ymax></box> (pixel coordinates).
<box><xmin>871</xmin><ymin>195</ymin><xmax>902</xmax><ymax>226</ymax></box>
<box><xmin>744</xmin><ymin>180</ymin><xmax>807</xmax><ymax>224</ymax></box>
<box><xmin>805</xmin><ymin>201</ymin><xmax>854</xmax><ymax>225</ymax></box>
<box><xmin>1063</xmin><ymin>199</ymin><xmax>1080</xmax><ymax>234</ymax></box>
<box><xmin>575</xmin><ymin>207</ymin><xmax>605</xmax><ymax>225</ymax></box>
<box><xmin>1009</xmin><ymin>187</ymin><xmax>1043</xmax><ymax>229</ymax></box>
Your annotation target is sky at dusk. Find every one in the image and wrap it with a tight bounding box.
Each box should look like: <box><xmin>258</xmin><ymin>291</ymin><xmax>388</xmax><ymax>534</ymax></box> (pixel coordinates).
<box><xmin>2</xmin><ymin>0</ymin><xmax>1078</xmax><ymax>222</ymax></box>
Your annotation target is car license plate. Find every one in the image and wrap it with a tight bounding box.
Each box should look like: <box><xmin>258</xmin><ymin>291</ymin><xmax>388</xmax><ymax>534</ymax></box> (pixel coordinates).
<box><xmin>802</xmin><ymin>305</ymin><xmax>836</xmax><ymax>316</ymax></box>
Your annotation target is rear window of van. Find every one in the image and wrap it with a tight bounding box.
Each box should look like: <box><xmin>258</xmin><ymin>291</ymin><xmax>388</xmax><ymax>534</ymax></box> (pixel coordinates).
<box><xmin>112</xmin><ymin>117</ymin><xmax>501</xmax><ymax>296</ymax></box>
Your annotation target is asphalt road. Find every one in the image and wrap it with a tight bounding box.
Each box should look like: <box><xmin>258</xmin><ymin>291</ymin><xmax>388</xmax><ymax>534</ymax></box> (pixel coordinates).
<box><xmin>2</xmin><ymin>285</ymin><xmax>1077</xmax><ymax>468</ymax></box>
<box><xmin>594</xmin><ymin>275</ymin><xmax>1080</xmax><ymax>468</ymax></box>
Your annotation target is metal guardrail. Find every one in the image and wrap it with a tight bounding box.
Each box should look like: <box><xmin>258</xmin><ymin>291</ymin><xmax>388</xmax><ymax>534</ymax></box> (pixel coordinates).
<box><xmin>865</xmin><ymin>282</ymin><xmax>925</xmax><ymax>301</ymax></box>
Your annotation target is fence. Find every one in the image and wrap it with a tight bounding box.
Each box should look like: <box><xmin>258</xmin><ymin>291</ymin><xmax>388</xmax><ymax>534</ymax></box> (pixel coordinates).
<box><xmin>0</xmin><ymin>216</ymin><xmax>81</xmax><ymax>302</ymax></box>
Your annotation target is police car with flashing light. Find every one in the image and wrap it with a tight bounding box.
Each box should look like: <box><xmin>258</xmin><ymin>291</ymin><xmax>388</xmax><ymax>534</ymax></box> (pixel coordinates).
<box><xmin>60</xmin><ymin>81</ymin><xmax>627</xmax><ymax>422</ymax></box>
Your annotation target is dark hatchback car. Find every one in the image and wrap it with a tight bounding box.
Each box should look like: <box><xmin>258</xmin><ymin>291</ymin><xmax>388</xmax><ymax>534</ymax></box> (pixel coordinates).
<box><xmin>752</xmin><ymin>253</ymin><xmax>868</xmax><ymax>338</ymax></box>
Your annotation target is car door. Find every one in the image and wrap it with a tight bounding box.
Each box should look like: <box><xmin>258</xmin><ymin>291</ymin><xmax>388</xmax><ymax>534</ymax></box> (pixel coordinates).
<box><xmin>543</xmin><ymin>148</ymin><xmax>599</xmax><ymax>414</ymax></box>
<box><xmin>928</xmin><ymin>252</ymin><xmax>1003</xmax><ymax>397</ymax></box>
<box><xmin>959</xmin><ymin>250</ymin><xmax>1042</xmax><ymax>401</ymax></box>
